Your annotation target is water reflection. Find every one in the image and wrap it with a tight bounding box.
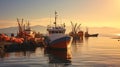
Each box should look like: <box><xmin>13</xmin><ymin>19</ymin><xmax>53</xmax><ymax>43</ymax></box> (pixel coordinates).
<box><xmin>85</xmin><ymin>37</ymin><xmax>89</xmax><ymax>45</ymax></box>
<box><xmin>1</xmin><ymin>37</ymin><xmax>120</xmax><ymax>67</ymax></box>
<box><xmin>71</xmin><ymin>37</ymin><xmax>84</xmax><ymax>54</ymax></box>
<box><xmin>44</xmin><ymin>48</ymin><xmax>72</xmax><ymax>67</ymax></box>
<box><xmin>0</xmin><ymin>48</ymin><xmax>5</xmax><ymax>58</ymax></box>
<box><xmin>72</xmin><ymin>37</ymin><xmax>83</xmax><ymax>45</ymax></box>
<box><xmin>3</xmin><ymin>51</ymin><xmax>33</xmax><ymax>58</ymax></box>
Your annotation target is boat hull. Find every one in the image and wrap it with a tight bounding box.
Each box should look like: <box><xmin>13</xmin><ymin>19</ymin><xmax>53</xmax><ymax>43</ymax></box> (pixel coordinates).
<box><xmin>48</xmin><ymin>36</ymin><xmax>73</xmax><ymax>49</ymax></box>
<box><xmin>85</xmin><ymin>34</ymin><xmax>98</xmax><ymax>37</ymax></box>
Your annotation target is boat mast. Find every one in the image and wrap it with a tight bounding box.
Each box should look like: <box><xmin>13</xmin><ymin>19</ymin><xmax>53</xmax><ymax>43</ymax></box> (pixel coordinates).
<box><xmin>86</xmin><ymin>27</ymin><xmax>88</xmax><ymax>34</ymax></box>
<box><xmin>54</xmin><ymin>11</ymin><xmax>57</xmax><ymax>27</ymax></box>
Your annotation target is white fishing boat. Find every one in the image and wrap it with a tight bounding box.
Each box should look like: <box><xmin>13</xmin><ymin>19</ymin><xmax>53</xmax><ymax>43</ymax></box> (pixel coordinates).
<box><xmin>47</xmin><ymin>11</ymin><xmax>73</xmax><ymax>49</ymax></box>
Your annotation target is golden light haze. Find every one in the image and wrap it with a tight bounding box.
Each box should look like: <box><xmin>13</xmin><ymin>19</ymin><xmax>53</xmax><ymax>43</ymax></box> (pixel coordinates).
<box><xmin>0</xmin><ymin>0</ymin><xmax>120</xmax><ymax>29</ymax></box>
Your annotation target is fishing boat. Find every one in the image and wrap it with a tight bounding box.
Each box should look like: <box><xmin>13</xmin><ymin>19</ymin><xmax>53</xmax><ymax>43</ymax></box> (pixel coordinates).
<box><xmin>85</xmin><ymin>33</ymin><xmax>98</xmax><ymax>37</ymax></box>
<box><xmin>69</xmin><ymin>22</ymin><xmax>83</xmax><ymax>40</ymax></box>
<box><xmin>16</xmin><ymin>18</ymin><xmax>35</xmax><ymax>38</ymax></box>
<box><xmin>46</xmin><ymin>11</ymin><xmax>73</xmax><ymax>49</ymax></box>
<box><xmin>85</xmin><ymin>27</ymin><xmax>98</xmax><ymax>37</ymax></box>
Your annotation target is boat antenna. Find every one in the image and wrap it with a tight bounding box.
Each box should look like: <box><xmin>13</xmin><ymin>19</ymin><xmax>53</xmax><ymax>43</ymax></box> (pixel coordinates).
<box><xmin>54</xmin><ymin>11</ymin><xmax>57</xmax><ymax>27</ymax></box>
<box><xmin>86</xmin><ymin>26</ymin><xmax>88</xmax><ymax>33</ymax></box>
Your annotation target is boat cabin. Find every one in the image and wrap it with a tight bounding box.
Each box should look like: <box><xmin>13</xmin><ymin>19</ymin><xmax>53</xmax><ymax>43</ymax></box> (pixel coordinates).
<box><xmin>47</xmin><ymin>11</ymin><xmax>66</xmax><ymax>35</ymax></box>
<box><xmin>47</xmin><ymin>26</ymin><xmax>65</xmax><ymax>34</ymax></box>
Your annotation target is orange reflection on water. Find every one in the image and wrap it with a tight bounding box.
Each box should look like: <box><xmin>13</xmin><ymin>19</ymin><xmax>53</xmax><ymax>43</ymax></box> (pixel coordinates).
<box><xmin>44</xmin><ymin>48</ymin><xmax>72</xmax><ymax>67</ymax></box>
<box><xmin>45</xmin><ymin>48</ymin><xmax>72</xmax><ymax>60</ymax></box>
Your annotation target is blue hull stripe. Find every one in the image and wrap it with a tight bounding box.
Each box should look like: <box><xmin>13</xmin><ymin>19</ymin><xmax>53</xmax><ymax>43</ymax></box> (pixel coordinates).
<box><xmin>50</xmin><ymin>36</ymin><xmax>71</xmax><ymax>45</ymax></box>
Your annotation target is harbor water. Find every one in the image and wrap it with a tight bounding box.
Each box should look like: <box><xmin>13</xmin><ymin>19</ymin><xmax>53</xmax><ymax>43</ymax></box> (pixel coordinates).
<box><xmin>0</xmin><ymin>36</ymin><xmax>120</xmax><ymax>67</ymax></box>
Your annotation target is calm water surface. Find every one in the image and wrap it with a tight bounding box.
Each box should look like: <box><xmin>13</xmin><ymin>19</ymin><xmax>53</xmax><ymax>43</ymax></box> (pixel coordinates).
<box><xmin>0</xmin><ymin>37</ymin><xmax>120</xmax><ymax>67</ymax></box>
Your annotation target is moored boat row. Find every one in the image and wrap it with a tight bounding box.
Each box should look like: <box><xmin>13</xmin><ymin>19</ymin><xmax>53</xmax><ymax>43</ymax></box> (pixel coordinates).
<box><xmin>0</xmin><ymin>11</ymin><xmax>100</xmax><ymax>51</ymax></box>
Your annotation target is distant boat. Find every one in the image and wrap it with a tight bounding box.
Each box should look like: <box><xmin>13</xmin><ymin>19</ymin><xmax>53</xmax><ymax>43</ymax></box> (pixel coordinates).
<box><xmin>85</xmin><ymin>27</ymin><xmax>98</xmax><ymax>37</ymax></box>
<box><xmin>69</xmin><ymin>22</ymin><xmax>83</xmax><ymax>39</ymax></box>
<box><xmin>46</xmin><ymin>11</ymin><xmax>73</xmax><ymax>49</ymax></box>
<box><xmin>16</xmin><ymin>18</ymin><xmax>35</xmax><ymax>38</ymax></box>
<box><xmin>85</xmin><ymin>33</ymin><xmax>98</xmax><ymax>37</ymax></box>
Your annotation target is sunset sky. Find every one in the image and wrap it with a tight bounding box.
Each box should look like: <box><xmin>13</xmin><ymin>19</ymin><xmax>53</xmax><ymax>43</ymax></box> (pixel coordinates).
<box><xmin>0</xmin><ymin>0</ymin><xmax>120</xmax><ymax>29</ymax></box>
